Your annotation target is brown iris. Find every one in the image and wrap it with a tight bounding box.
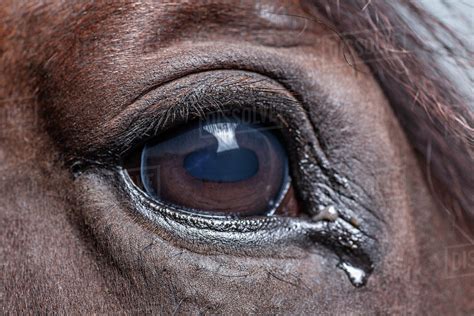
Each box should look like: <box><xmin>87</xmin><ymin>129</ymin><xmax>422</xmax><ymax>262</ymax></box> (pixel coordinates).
<box><xmin>124</xmin><ymin>118</ymin><xmax>299</xmax><ymax>217</ymax></box>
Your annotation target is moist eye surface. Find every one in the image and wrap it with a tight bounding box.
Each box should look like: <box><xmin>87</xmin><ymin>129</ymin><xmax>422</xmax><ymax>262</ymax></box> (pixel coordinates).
<box><xmin>126</xmin><ymin>116</ymin><xmax>291</xmax><ymax>217</ymax></box>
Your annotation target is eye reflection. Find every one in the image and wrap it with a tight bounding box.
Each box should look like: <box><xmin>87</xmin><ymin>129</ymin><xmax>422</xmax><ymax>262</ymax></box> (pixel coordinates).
<box><xmin>183</xmin><ymin>123</ymin><xmax>259</xmax><ymax>182</ymax></box>
<box><xmin>125</xmin><ymin>117</ymin><xmax>297</xmax><ymax>217</ymax></box>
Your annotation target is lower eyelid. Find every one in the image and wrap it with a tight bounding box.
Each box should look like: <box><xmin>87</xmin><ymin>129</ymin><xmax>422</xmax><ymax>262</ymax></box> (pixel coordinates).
<box><xmin>118</xmin><ymin>166</ymin><xmax>376</xmax><ymax>287</ymax></box>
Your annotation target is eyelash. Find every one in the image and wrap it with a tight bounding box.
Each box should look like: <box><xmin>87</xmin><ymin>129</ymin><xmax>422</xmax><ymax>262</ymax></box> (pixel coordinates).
<box><xmin>72</xmin><ymin>70</ymin><xmax>378</xmax><ymax>287</ymax></box>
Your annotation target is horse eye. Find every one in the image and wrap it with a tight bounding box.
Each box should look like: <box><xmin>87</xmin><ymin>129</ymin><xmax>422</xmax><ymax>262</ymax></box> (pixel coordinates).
<box><xmin>124</xmin><ymin>117</ymin><xmax>298</xmax><ymax>217</ymax></box>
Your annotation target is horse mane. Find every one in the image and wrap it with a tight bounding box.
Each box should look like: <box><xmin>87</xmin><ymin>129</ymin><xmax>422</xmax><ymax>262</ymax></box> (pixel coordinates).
<box><xmin>303</xmin><ymin>0</ymin><xmax>473</xmax><ymax>236</ymax></box>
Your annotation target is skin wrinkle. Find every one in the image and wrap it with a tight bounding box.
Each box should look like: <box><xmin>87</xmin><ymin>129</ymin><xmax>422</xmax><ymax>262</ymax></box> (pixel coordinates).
<box><xmin>1</xmin><ymin>0</ymin><xmax>472</xmax><ymax>314</ymax></box>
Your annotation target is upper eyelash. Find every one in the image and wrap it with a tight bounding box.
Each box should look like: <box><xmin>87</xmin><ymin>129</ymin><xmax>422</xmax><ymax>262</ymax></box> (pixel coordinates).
<box><xmin>119</xmin><ymin>84</ymin><xmax>300</xmax><ymax>159</ymax></box>
<box><xmin>67</xmin><ymin>74</ymin><xmax>299</xmax><ymax>175</ymax></box>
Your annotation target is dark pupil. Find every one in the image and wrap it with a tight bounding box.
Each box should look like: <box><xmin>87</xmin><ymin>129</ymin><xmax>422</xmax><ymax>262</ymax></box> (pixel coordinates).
<box><xmin>138</xmin><ymin>119</ymin><xmax>289</xmax><ymax>216</ymax></box>
<box><xmin>184</xmin><ymin>147</ymin><xmax>259</xmax><ymax>182</ymax></box>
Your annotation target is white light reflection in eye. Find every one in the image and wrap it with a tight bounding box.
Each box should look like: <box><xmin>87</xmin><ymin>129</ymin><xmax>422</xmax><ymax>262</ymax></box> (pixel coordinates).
<box><xmin>203</xmin><ymin>122</ymin><xmax>239</xmax><ymax>153</ymax></box>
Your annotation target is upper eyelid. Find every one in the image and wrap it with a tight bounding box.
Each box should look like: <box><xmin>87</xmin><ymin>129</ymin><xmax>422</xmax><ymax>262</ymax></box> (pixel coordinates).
<box><xmin>83</xmin><ymin>70</ymin><xmax>305</xmax><ymax>160</ymax></box>
<box><xmin>51</xmin><ymin>41</ymin><xmax>334</xmax><ymax>161</ymax></box>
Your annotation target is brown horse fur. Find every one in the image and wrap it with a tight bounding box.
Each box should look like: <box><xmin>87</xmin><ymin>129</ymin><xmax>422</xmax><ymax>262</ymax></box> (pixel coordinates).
<box><xmin>1</xmin><ymin>0</ymin><xmax>473</xmax><ymax>314</ymax></box>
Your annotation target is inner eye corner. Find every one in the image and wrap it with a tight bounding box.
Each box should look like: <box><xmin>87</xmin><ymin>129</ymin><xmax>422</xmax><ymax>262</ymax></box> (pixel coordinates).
<box><xmin>121</xmin><ymin>110</ymin><xmax>303</xmax><ymax>219</ymax></box>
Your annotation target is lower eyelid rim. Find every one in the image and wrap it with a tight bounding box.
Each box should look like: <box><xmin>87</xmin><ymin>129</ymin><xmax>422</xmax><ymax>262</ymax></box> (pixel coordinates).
<box><xmin>118</xmin><ymin>167</ymin><xmax>377</xmax><ymax>267</ymax></box>
<box><xmin>124</xmin><ymin>158</ymin><xmax>291</xmax><ymax>219</ymax></box>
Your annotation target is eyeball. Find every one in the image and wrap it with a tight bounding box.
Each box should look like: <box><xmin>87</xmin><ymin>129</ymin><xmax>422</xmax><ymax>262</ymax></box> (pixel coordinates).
<box><xmin>125</xmin><ymin>117</ymin><xmax>292</xmax><ymax>217</ymax></box>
